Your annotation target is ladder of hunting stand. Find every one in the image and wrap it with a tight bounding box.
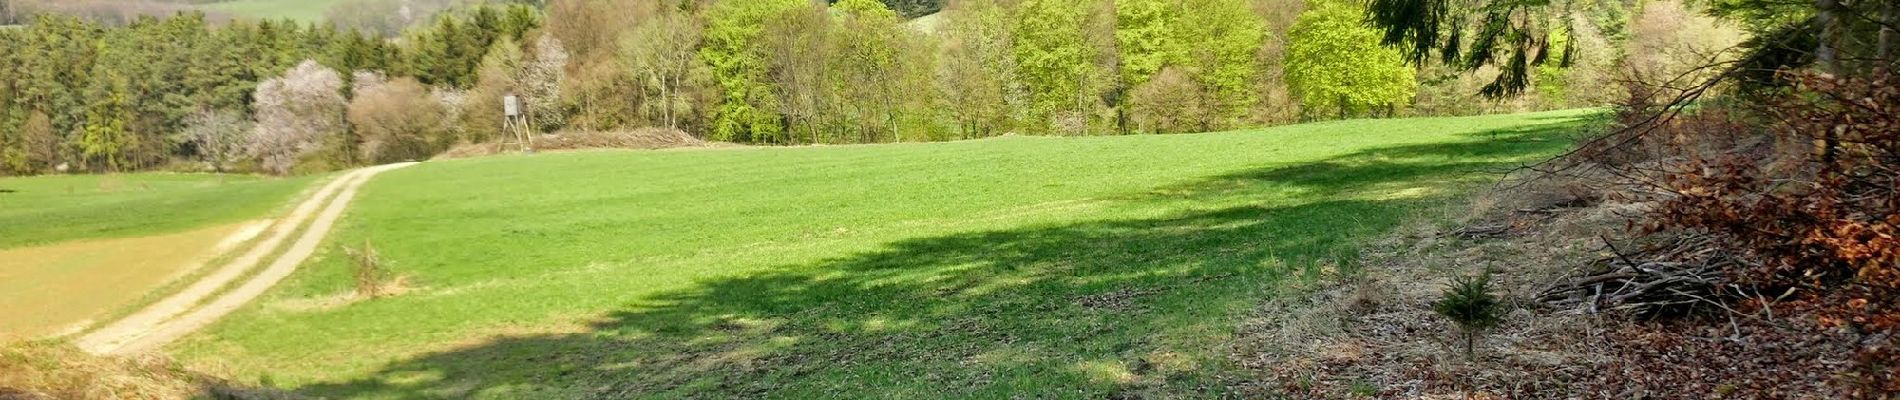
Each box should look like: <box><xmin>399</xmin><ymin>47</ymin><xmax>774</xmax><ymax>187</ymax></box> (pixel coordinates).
<box><xmin>502</xmin><ymin>94</ymin><xmax>534</xmax><ymax>153</ymax></box>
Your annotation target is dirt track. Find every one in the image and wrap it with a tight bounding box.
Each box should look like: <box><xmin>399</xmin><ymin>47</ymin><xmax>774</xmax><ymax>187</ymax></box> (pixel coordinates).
<box><xmin>75</xmin><ymin>163</ymin><xmax>416</xmax><ymax>355</ymax></box>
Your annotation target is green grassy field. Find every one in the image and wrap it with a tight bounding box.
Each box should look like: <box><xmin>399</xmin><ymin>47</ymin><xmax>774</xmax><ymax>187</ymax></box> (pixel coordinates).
<box><xmin>0</xmin><ymin>174</ymin><xmax>314</xmax><ymax>249</ymax></box>
<box><xmin>200</xmin><ymin>0</ymin><xmax>355</xmax><ymax>22</ymax></box>
<box><xmin>172</xmin><ymin>110</ymin><xmax>1597</xmax><ymax>398</ymax></box>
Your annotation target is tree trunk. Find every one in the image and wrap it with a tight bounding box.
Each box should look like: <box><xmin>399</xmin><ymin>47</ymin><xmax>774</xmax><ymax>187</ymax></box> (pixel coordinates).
<box><xmin>1463</xmin><ymin>331</ymin><xmax>1476</xmax><ymax>360</ymax></box>
<box><xmin>1817</xmin><ymin>0</ymin><xmax>1843</xmax><ymax>164</ymax></box>
<box><xmin>1881</xmin><ymin>0</ymin><xmax>1897</xmax><ymax>67</ymax></box>
<box><xmin>1817</xmin><ymin>0</ymin><xmax>1842</xmax><ymax>75</ymax></box>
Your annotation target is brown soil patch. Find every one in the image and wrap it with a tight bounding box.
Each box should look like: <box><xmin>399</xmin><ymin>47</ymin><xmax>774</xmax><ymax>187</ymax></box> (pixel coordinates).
<box><xmin>0</xmin><ymin>223</ymin><xmax>249</xmax><ymax>341</ymax></box>
<box><xmin>435</xmin><ymin>128</ymin><xmax>723</xmax><ymax>159</ymax></box>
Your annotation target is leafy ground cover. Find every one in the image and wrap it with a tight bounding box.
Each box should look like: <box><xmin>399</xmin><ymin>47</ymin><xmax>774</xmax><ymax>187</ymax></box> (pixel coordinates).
<box><xmin>173</xmin><ymin>110</ymin><xmax>1597</xmax><ymax>398</ymax></box>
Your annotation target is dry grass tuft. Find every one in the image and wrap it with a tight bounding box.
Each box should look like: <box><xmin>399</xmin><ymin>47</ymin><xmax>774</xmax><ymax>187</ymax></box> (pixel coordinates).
<box><xmin>0</xmin><ymin>341</ymin><xmax>296</xmax><ymax>400</ymax></box>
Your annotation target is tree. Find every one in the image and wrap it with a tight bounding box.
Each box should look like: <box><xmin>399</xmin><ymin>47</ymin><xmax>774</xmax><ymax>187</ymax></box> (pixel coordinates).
<box><xmin>463</xmin><ymin>36</ymin><xmax>523</xmax><ymax>142</ymax></box>
<box><xmin>936</xmin><ymin>0</ymin><xmax>1023</xmax><ymax>138</ymax></box>
<box><xmin>183</xmin><ymin>109</ymin><xmax>250</xmax><ymax>174</ymax></box>
<box><xmin>1433</xmin><ymin>272</ymin><xmax>1504</xmax><ymax>360</ymax></box>
<box><xmin>80</xmin><ymin>68</ymin><xmax>137</xmax><ymax>172</ymax></box>
<box><xmin>349</xmin><ymin>77</ymin><xmax>452</xmax><ymax>163</ymax></box>
<box><xmin>828</xmin><ymin>0</ymin><xmax>928</xmax><ymax>143</ymax></box>
<box><xmin>21</xmin><ymin>112</ymin><xmax>58</xmax><ymax>173</ymax></box>
<box><xmin>1013</xmin><ymin>0</ymin><xmax>1111</xmax><ymax>135</ymax></box>
<box><xmin>620</xmin><ymin>10</ymin><xmax>710</xmax><ymax>131</ymax></box>
<box><xmin>1115</xmin><ymin>0</ymin><xmax>1184</xmax><ymax>89</ymax></box>
<box><xmin>701</xmin><ymin>0</ymin><xmax>803</xmax><ymax>142</ymax></box>
<box><xmin>1127</xmin><ymin>67</ymin><xmax>1208</xmax><ymax>133</ymax></box>
<box><xmin>522</xmin><ymin>35</ymin><xmax>569</xmax><ymax>133</ymax></box>
<box><xmin>1366</xmin><ymin>0</ymin><xmax>1570</xmax><ymax>97</ymax></box>
<box><xmin>249</xmin><ymin>60</ymin><xmax>346</xmax><ymax>175</ymax></box>
<box><xmin>1285</xmin><ymin>0</ymin><xmax>1416</xmax><ymax>119</ymax></box>
<box><xmin>1176</xmin><ymin>0</ymin><xmax>1266</xmax><ymax>130</ymax></box>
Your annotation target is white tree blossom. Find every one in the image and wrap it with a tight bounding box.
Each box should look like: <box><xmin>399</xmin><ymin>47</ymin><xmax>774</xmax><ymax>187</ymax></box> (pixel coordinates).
<box><xmin>183</xmin><ymin>109</ymin><xmax>251</xmax><ymax>173</ymax></box>
<box><xmin>248</xmin><ymin>60</ymin><xmax>345</xmax><ymax>175</ymax></box>
<box><xmin>522</xmin><ymin>35</ymin><xmax>569</xmax><ymax>132</ymax></box>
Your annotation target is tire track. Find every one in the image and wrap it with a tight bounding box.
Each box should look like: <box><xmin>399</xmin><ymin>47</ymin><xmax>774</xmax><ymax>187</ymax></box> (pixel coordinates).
<box><xmin>77</xmin><ymin>162</ymin><xmax>416</xmax><ymax>355</ymax></box>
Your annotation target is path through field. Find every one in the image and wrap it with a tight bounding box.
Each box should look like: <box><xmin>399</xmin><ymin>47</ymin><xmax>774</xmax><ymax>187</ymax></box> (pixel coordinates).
<box><xmin>75</xmin><ymin>162</ymin><xmax>416</xmax><ymax>355</ymax></box>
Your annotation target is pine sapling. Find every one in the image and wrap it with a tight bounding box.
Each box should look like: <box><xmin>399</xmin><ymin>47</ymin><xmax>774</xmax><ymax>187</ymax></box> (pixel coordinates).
<box><xmin>1432</xmin><ymin>271</ymin><xmax>1504</xmax><ymax>360</ymax></box>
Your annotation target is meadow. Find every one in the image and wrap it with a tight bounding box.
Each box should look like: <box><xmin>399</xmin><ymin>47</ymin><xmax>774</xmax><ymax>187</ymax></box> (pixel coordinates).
<box><xmin>0</xmin><ymin>173</ymin><xmax>312</xmax><ymax>339</ymax></box>
<box><xmin>199</xmin><ymin>0</ymin><xmax>354</xmax><ymax>22</ymax></box>
<box><xmin>150</xmin><ymin>110</ymin><xmax>1597</xmax><ymax>398</ymax></box>
<box><xmin>0</xmin><ymin>174</ymin><xmax>313</xmax><ymax>249</ymax></box>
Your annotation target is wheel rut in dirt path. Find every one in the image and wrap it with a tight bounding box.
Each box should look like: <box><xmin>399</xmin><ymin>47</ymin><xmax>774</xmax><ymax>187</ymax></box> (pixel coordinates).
<box><xmin>75</xmin><ymin>162</ymin><xmax>417</xmax><ymax>356</ymax></box>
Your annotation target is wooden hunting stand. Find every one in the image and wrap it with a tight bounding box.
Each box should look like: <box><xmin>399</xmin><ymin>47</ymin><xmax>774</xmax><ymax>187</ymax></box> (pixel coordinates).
<box><xmin>501</xmin><ymin>93</ymin><xmax>534</xmax><ymax>153</ymax></box>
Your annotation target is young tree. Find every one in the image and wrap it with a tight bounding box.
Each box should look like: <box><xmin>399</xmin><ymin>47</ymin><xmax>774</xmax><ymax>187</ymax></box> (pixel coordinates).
<box><xmin>620</xmin><ymin>10</ymin><xmax>710</xmax><ymax>131</ymax></box>
<box><xmin>20</xmin><ymin>112</ymin><xmax>58</xmax><ymax>173</ymax></box>
<box><xmin>1285</xmin><ymin>0</ymin><xmax>1416</xmax><ymax>119</ymax></box>
<box><xmin>759</xmin><ymin>4</ymin><xmax>834</xmax><ymax>143</ymax></box>
<box><xmin>183</xmin><ymin>109</ymin><xmax>251</xmax><ymax>174</ymax></box>
<box><xmin>249</xmin><ymin>60</ymin><xmax>346</xmax><ymax>175</ymax></box>
<box><xmin>349</xmin><ymin>77</ymin><xmax>453</xmax><ymax>163</ymax></box>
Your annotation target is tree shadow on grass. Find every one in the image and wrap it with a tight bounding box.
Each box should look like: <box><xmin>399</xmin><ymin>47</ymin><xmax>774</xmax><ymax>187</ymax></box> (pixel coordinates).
<box><xmin>298</xmin><ymin>119</ymin><xmax>1591</xmax><ymax>399</ymax></box>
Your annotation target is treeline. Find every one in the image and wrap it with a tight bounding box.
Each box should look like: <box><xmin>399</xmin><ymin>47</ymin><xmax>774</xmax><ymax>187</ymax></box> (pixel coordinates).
<box><xmin>0</xmin><ymin>0</ymin><xmax>1640</xmax><ymax>175</ymax></box>
<box><xmin>0</xmin><ymin>5</ymin><xmax>541</xmax><ymax>174</ymax></box>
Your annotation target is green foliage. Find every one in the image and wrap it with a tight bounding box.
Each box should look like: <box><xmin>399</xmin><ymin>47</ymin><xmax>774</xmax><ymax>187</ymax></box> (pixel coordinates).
<box><xmin>936</xmin><ymin>0</ymin><xmax>1023</xmax><ymax>138</ymax></box>
<box><xmin>1286</xmin><ymin>0</ymin><xmax>1416</xmax><ymax>119</ymax></box>
<box><xmin>463</xmin><ymin>36</ymin><xmax>524</xmax><ymax>142</ymax></box>
<box><xmin>79</xmin><ymin>84</ymin><xmax>135</xmax><ymax>172</ymax></box>
<box><xmin>701</xmin><ymin>0</ymin><xmax>803</xmax><ymax>143</ymax></box>
<box><xmin>1173</xmin><ymin>0</ymin><xmax>1266</xmax><ymax>128</ymax></box>
<box><xmin>1013</xmin><ymin>0</ymin><xmax>1109</xmax><ymax>134</ymax></box>
<box><xmin>1432</xmin><ymin>271</ymin><xmax>1504</xmax><ymax>359</ymax></box>
<box><xmin>1114</xmin><ymin>0</ymin><xmax>1182</xmax><ymax>87</ymax></box>
<box><xmin>619</xmin><ymin>11</ymin><xmax>710</xmax><ymax>131</ymax></box>
<box><xmin>1365</xmin><ymin>0</ymin><xmax>1569</xmax><ymax>97</ymax></box>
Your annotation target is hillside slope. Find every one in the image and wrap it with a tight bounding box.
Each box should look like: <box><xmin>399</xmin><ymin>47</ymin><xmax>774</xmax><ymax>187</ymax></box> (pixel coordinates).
<box><xmin>174</xmin><ymin>110</ymin><xmax>1599</xmax><ymax>398</ymax></box>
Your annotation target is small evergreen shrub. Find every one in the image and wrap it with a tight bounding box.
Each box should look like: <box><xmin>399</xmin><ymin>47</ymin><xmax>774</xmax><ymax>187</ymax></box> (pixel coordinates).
<box><xmin>1433</xmin><ymin>271</ymin><xmax>1504</xmax><ymax>360</ymax></box>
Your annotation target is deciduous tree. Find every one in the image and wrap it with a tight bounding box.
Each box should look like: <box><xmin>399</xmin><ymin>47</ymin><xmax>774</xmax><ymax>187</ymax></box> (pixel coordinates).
<box><xmin>349</xmin><ymin>77</ymin><xmax>453</xmax><ymax>163</ymax></box>
<box><xmin>249</xmin><ymin>60</ymin><xmax>346</xmax><ymax>175</ymax></box>
<box><xmin>1285</xmin><ymin>0</ymin><xmax>1416</xmax><ymax>119</ymax></box>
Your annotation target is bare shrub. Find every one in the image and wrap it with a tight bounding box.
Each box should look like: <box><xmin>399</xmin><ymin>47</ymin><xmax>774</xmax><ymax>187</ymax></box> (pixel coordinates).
<box><xmin>1128</xmin><ymin>67</ymin><xmax>1208</xmax><ymax>134</ymax></box>
<box><xmin>183</xmin><ymin>109</ymin><xmax>251</xmax><ymax>174</ymax></box>
<box><xmin>248</xmin><ymin>61</ymin><xmax>345</xmax><ymax>175</ymax></box>
<box><xmin>345</xmin><ymin>240</ymin><xmax>388</xmax><ymax>299</ymax></box>
<box><xmin>348</xmin><ymin>77</ymin><xmax>453</xmax><ymax>163</ymax></box>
